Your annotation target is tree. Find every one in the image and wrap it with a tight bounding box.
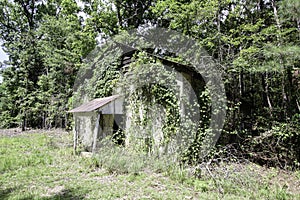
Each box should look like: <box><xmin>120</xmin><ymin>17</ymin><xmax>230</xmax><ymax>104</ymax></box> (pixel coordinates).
<box><xmin>0</xmin><ymin>0</ymin><xmax>95</xmax><ymax>129</ymax></box>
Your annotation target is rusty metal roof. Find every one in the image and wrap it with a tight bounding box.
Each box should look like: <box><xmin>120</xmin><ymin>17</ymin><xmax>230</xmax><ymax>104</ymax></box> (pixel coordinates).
<box><xmin>68</xmin><ymin>95</ymin><xmax>120</xmax><ymax>113</ymax></box>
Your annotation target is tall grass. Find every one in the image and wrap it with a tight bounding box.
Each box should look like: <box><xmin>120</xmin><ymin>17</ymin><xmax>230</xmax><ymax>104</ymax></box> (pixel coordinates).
<box><xmin>89</xmin><ymin>137</ymin><xmax>299</xmax><ymax>200</ymax></box>
<box><xmin>0</xmin><ymin>132</ymin><xmax>299</xmax><ymax>199</ymax></box>
<box><xmin>93</xmin><ymin>140</ymin><xmax>176</xmax><ymax>175</ymax></box>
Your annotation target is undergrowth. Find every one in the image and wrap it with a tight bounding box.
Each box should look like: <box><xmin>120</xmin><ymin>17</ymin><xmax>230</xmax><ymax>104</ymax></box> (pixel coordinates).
<box><xmin>89</xmin><ymin>138</ymin><xmax>300</xmax><ymax>200</ymax></box>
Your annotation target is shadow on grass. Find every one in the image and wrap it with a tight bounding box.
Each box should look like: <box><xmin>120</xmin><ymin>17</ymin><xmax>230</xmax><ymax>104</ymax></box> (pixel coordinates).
<box><xmin>42</xmin><ymin>189</ymin><xmax>85</xmax><ymax>200</ymax></box>
<box><xmin>0</xmin><ymin>187</ymin><xmax>18</xmax><ymax>200</ymax></box>
<box><xmin>0</xmin><ymin>187</ymin><xmax>85</xmax><ymax>200</ymax></box>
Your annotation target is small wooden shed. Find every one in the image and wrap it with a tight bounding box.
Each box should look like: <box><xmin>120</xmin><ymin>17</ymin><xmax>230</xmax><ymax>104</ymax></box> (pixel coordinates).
<box><xmin>68</xmin><ymin>95</ymin><xmax>123</xmax><ymax>153</ymax></box>
<box><xmin>69</xmin><ymin>43</ymin><xmax>206</xmax><ymax>154</ymax></box>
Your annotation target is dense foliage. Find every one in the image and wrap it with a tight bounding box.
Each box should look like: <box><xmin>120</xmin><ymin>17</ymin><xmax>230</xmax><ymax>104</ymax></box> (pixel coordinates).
<box><xmin>0</xmin><ymin>0</ymin><xmax>299</xmax><ymax>168</ymax></box>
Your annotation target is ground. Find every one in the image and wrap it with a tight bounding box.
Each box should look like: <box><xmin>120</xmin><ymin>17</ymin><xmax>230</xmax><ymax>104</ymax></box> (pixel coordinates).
<box><xmin>0</xmin><ymin>129</ymin><xmax>299</xmax><ymax>199</ymax></box>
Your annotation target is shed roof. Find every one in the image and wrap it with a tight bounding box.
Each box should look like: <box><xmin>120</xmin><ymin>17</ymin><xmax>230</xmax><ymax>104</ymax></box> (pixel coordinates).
<box><xmin>68</xmin><ymin>95</ymin><xmax>120</xmax><ymax>113</ymax></box>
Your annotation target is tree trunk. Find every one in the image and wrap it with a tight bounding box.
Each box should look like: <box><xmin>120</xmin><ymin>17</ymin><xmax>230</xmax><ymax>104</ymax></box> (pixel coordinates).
<box><xmin>264</xmin><ymin>73</ymin><xmax>273</xmax><ymax>118</ymax></box>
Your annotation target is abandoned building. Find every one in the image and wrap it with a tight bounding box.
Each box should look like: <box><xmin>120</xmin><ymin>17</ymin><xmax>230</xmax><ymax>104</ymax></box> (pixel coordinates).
<box><xmin>69</xmin><ymin>43</ymin><xmax>205</xmax><ymax>154</ymax></box>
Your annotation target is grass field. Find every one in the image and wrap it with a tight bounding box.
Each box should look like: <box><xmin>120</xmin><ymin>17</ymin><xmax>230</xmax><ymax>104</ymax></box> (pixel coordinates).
<box><xmin>0</xmin><ymin>130</ymin><xmax>300</xmax><ymax>199</ymax></box>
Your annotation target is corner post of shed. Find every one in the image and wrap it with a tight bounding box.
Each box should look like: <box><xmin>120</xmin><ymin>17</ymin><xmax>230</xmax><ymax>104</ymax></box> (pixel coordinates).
<box><xmin>73</xmin><ymin>114</ymin><xmax>78</xmax><ymax>155</ymax></box>
<box><xmin>92</xmin><ymin>111</ymin><xmax>102</xmax><ymax>154</ymax></box>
